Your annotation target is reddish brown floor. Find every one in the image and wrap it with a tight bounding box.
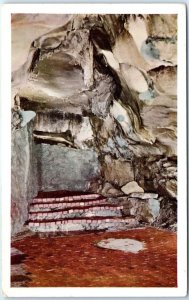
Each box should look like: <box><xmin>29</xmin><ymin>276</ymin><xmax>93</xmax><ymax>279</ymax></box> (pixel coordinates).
<box><xmin>11</xmin><ymin>227</ymin><xmax>177</xmax><ymax>287</ymax></box>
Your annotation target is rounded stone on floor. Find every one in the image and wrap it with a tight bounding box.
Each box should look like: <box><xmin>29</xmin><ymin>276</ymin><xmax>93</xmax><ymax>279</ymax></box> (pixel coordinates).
<box><xmin>97</xmin><ymin>238</ymin><xmax>146</xmax><ymax>253</ymax></box>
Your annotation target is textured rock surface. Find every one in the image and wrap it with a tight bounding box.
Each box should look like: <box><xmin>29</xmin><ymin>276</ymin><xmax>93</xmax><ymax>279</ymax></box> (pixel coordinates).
<box><xmin>103</xmin><ymin>156</ymin><xmax>134</xmax><ymax>187</ymax></box>
<box><xmin>128</xmin><ymin>198</ymin><xmax>160</xmax><ymax>224</ymax></box>
<box><xmin>12</xmin><ymin>14</ymin><xmax>72</xmax><ymax>71</ymax></box>
<box><xmin>35</xmin><ymin>144</ymin><xmax>100</xmax><ymax>192</ymax></box>
<box><xmin>108</xmin><ymin>193</ymin><xmax>161</xmax><ymax>224</ymax></box>
<box><xmin>121</xmin><ymin>181</ymin><xmax>144</xmax><ymax>195</ymax></box>
<box><xmin>11</xmin><ymin>14</ymin><xmax>178</xmax><ymax>234</ymax></box>
<box><xmin>12</xmin><ymin>14</ymin><xmax>177</xmax><ymax>157</ymax></box>
<box><xmin>11</xmin><ymin>121</ymin><xmax>38</xmax><ymax>235</ymax></box>
<box><xmin>133</xmin><ymin>156</ymin><xmax>177</xmax><ymax>199</ymax></box>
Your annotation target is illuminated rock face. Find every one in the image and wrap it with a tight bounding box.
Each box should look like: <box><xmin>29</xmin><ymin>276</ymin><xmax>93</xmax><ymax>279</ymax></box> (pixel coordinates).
<box><xmin>11</xmin><ymin>14</ymin><xmax>177</xmax><ymax>234</ymax></box>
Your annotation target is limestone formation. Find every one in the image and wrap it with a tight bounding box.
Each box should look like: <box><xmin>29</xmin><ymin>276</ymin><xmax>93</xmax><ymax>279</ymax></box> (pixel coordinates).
<box><xmin>11</xmin><ymin>14</ymin><xmax>178</xmax><ymax>234</ymax></box>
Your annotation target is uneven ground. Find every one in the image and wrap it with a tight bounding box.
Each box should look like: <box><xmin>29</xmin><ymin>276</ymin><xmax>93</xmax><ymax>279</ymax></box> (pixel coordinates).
<box><xmin>11</xmin><ymin>227</ymin><xmax>177</xmax><ymax>287</ymax></box>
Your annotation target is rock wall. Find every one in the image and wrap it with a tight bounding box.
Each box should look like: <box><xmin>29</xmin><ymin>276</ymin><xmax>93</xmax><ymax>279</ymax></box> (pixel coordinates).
<box><xmin>11</xmin><ymin>120</ymin><xmax>38</xmax><ymax>235</ymax></box>
<box><xmin>35</xmin><ymin>144</ymin><xmax>100</xmax><ymax>192</ymax></box>
<box><xmin>134</xmin><ymin>156</ymin><xmax>177</xmax><ymax>199</ymax></box>
<box><xmin>11</xmin><ymin>14</ymin><xmax>178</xmax><ymax>233</ymax></box>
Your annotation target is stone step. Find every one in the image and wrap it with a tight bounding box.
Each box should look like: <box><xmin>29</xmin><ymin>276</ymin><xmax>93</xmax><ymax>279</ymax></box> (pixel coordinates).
<box><xmin>29</xmin><ymin>204</ymin><xmax>123</xmax><ymax>220</ymax></box>
<box><xmin>29</xmin><ymin>203</ymin><xmax>122</xmax><ymax>214</ymax></box>
<box><xmin>29</xmin><ymin>209</ymin><xmax>122</xmax><ymax>220</ymax></box>
<box><xmin>28</xmin><ymin>216</ymin><xmax>138</xmax><ymax>232</ymax></box>
<box><xmin>27</xmin><ymin>192</ymin><xmax>138</xmax><ymax>233</ymax></box>
<box><xmin>30</xmin><ymin>198</ymin><xmax>107</xmax><ymax>210</ymax></box>
<box><xmin>31</xmin><ymin>193</ymin><xmax>101</xmax><ymax>204</ymax></box>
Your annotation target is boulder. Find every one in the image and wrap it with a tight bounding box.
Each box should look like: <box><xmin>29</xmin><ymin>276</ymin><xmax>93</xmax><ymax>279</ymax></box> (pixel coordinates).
<box><xmin>118</xmin><ymin>195</ymin><xmax>160</xmax><ymax>224</ymax></box>
<box><xmin>129</xmin><ymin>198</ymin><xmax>160</xmax><ymax>224</ymax></box>
<box><xmin>121</xmin><ymin>181</ymin><xmax>144</xmax><ymax>195</ymax></box>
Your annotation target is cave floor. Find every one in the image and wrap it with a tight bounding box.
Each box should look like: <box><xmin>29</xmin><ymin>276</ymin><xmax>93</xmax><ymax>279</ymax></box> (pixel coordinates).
<box><xmin>11</xmin><ymin>227</ymin><xmax>177</xmax><ymax>287</ymax></box>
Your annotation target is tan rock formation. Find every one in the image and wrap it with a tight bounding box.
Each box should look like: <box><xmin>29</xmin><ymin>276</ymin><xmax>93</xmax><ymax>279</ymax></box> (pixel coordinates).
<box><xmin>121</xmin><ymin>181</ymin><xmax>144</xmax><ymax>195</ymax></box>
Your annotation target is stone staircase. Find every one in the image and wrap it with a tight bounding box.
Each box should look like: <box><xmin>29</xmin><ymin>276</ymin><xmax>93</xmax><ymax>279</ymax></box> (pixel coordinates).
<box><xmin>27</xmin><ymin>192</ymin><xmax>138</xmax><ymax>232</ymax></box>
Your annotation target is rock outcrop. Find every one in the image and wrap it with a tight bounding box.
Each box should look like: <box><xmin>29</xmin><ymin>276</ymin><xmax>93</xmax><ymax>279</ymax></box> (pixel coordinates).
<box><xmin>11</xmin><ymin>14</ymin><xmax>177</xmax><ymax>234</ymax></box>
